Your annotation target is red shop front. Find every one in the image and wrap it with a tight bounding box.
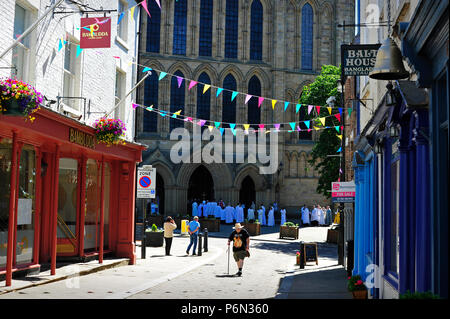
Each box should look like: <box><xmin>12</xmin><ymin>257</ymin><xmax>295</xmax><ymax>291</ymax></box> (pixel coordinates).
<box><xmin>0</xmin><ymin>108</ymin><xmax>145</xmax><ymax>286</ymax></box>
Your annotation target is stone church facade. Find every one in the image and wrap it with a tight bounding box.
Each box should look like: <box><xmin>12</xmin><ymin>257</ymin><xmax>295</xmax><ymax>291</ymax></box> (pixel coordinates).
<box><xmin>135</xmin><ymin>0</ymin><xmax>355</xmax><ymax>218</ymax></box>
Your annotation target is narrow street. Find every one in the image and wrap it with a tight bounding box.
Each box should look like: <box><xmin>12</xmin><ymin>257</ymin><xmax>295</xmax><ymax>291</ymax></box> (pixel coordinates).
<box><xmin>0</xmin><ymin>225</ymin><xmax>349</xmax><ymax>299</ymax></box>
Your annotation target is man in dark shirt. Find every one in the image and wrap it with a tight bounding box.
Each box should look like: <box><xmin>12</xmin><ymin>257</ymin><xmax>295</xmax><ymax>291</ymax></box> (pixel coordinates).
<box><xmin>227</xmin><ymin>223</ymin><xmax>250</xmax><ymax>277</ymax></box>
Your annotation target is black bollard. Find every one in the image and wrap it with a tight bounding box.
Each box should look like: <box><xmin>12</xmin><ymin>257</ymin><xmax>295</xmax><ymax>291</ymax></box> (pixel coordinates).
<box><xmin>141</xmin><ymin>219</ymin><xmax>147</xmax><ymax>259</ymax></box>
<box><xmin>204</xmin><ymin>228</ymin><xmax>208</xmax><ymax>252</ymax></box>
<box><xmin>198</xmin><ymin>232</ymin><xmax>203</xmax><ymax>256</ymax></box>
<box><xmin>299</xmin><ymin>241</ymin><xmax>305</xmax><ymax>269</ymax></box>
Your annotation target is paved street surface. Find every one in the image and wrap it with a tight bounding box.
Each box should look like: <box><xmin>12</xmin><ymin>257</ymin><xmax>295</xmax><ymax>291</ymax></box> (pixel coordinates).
<box><xmin>0</xmin><ymin>221</ymin><xmax>351</xmax><ymax>299</ymax></box>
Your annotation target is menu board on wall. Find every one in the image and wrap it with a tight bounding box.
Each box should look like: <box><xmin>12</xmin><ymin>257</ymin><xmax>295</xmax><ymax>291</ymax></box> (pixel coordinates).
<box><xmin>17</xmin><ymin>198</ymin><xmax>32</xmax><ymax>225</ymax></box>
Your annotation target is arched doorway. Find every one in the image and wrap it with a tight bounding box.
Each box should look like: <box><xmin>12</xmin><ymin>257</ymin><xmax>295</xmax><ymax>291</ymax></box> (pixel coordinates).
<box><xmin>188</xmin><ymin>165</ymin><xmax>214</xmax><ymax>203</ymax></box>
<box><xmin>239</xmin><ymin>176</ymin><xmax>256</xmax><ymax>218</ymax></box>
<box><xmin>156</xmin><ymin>172</ymin><xmax>165</xmax><ymax>216</ymax></box>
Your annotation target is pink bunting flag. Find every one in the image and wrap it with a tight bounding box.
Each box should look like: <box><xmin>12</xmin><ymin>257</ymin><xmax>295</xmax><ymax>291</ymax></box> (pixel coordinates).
<box><xmin>189</xmin><ymin>81</ymin><xmax>198</xmax><ymax>90</ymax></box>
<box><xmin>197</xmin><ymin>120</ymin><xmax>206</xmax><ymax>127</ymax></box>
<box><xmin>335</xmin><ymin>113</ymin><xmax>341</xmax><ymax>122</ymax></box>
<box><xmin>274</xmin><ymin>124</ymin><xmax>280</xmax><ymax>131</ymax></box>
<box><xmin>308</xmin><ymin>105</ymin><xmax>313</xmax><ymax>114</ymax></box>
<box><xmin>177</xmin><ymin>76</ymin><xmax>183</xmax><ymax>88</ymax></box>
<box><xmin>140</xmin><ymin>1</ymin><xmax>151</xmax><ymax>18</ymax></box>
<box><xmin>258</xmin><ymin>97</ymin><xmax>264</xmax><ymax>108</ymax></box>
<box><xmin>155</xmin><ymin>0</ymin><xmax>161</xmax><ymax>8</ymax></box>
<box><xmin>308</xmin><ymin>129</ymin><xmax>312</xmax><ymax>133</ymax></box>
<box><xmin>132</xmin><ymin>103</ymin><xmax>139</xmax><ymax>109</ymax></box>
<box><xmin>113</xmin><ymin>56</ymin><xmax>120</xmax><ymax>59</ymax></box>
<box><xmin>245</xmin><ymin>94</ymin><xmax>252</xmax><ymax>104</ymax></box>
<box><xmin>258</xmin><ymin>124</ymin><xmax>265</xmax><ymax>132</ymax></box>
<box><xmin>296</xmin><ymin>126</ymin><xmax>301</xmax><ymax>132</ymax></box>
<box><xmin>316</xmin><ymin>106</ymin><xmax>321</xmax><ymax>114</ymax></box>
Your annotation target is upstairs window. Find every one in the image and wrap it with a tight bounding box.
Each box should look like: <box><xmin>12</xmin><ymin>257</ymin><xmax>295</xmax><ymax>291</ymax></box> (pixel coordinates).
<box><xmin>170</xmin><ymin>71</ymin><xmax>186</xmax><ymax>131</ymax></box>
<box><xmin>301</xmin><ymin>3</ymin><xmax>313</xmax><ymax>70</ymax></box>
<box><xmin>199</xmin><ymin>0</ymin><xmax>213</xmax><ymax>56</ymax></box>
<box><xmin>173</xmin><ymin>0</ymin><xmax>188</xmax><ymax>55</ymax></box>
<box><xmin>250</xmin><ymin>0</ymin><xmax>263</xmax><ymax>61</ymax></box>
<box><xmin>146</xmin><ymin>0</ymin><xmax>161</xmax><ymax>53</ymax></box>
<box><xmin>224</xmin><ymin>0</ymin><xmax>239</xmax><ymax>59</ymax></box>
<box><xmin>143</xmin><ymin>71</ymin><xmax>159</xmax><ymax>132</ymax></box>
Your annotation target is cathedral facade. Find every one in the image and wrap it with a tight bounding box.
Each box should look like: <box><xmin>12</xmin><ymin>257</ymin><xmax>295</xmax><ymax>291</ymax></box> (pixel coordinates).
<box><xmin>135</xmin><ymin>0</ymin><xmax>355</xmax><ymax>217</ymax></box>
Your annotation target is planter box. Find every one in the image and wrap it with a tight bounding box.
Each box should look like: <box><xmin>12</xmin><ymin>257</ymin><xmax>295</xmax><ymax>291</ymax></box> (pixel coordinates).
<box><xmin>147</xmin><ymin>215</ymin><xmax>164</xmax><ymax>228</ymax></box>
<box><xmin>279</xmin><ymin>226</ymin><xmax>299</xmax><ymax>239</ymax></box>
<box><xmin>199</xmin><ymin>218</ymin><xmax>220</xmax><ymax>232</ymax></box>
<box><xmin>352</xmin><ymin>290</ymin><xmax>368</xmax><ymax>299</ymax></box>
<box><xmin>145</xmin><ymin>231</ymin><xmax>164</xmax><ymax>247</ymax></box>
<box><xmin>242</xmin><ymin>223</ymin><xmax>261</xmax><ymax>236</ymax></box>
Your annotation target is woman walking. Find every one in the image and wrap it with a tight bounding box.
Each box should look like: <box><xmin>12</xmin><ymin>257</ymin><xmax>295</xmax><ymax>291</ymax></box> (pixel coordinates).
<box><xmin>163</xmin><ymin>216</ymin><xmax>177</xmax><ymax>256</ymax></box>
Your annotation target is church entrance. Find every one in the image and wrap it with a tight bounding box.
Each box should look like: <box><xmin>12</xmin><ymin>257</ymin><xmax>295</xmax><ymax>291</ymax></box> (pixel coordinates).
<box><xmin>188</xmin><ymin>165</ymin><xmax>214</xmax><ymax>203</ymax></box>
<box><xmin>239</xmin><ymin>176</ymin><xmax>256</xmax><ymax>218</ymax></box>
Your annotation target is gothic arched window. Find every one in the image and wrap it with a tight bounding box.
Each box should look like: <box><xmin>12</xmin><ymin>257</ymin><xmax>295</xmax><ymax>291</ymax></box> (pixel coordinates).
<box><xmin>248</xmin><ymin>75</ymin><xmax>261</xmax><ymax>128</ymax></box>
<box><xmin>222</xmin><ymin>74</ymin><xmax>237</xmax><ymax>124</ymax></box>
<box><xmin>173</xmin><ymin>0</ymin><xmax>187</xmax><ymax>55</ymax></box>
<box><xmin>146</xmin><ymin>0</ymin><xmax>161</xmax><ymax>53</ymax></box>
<box><xmin>250</xmin><ymin>0</ymin><xmax>263</xmax><ymax>61</ymax></box>
<box><xmin>301</xmin><ymin>3</ymin><xmax>313</xmax><ymax>70</ymax></box>
<box><xmin>197</xmin><ymin>72</ymin><xmax>211</xmax><ymax>123</ymax></box>
<box><xmin>225</xmin><ymin>0</ymin><xmax>239</xmax><ymax>59</ymax></box>
<box><xmin>143</xmin><ymin>71</ymin><xmax>158</xmax><ymax>132</ymax></box>
<box><xmin>199</xmin><ymin>0</ymin><xmax>213</xmax><ymax>56</ymax></box>
<box><xmin>170</xmin><ymin>71</ymin><xmax>185</xmax><ymax>131</ymax></box>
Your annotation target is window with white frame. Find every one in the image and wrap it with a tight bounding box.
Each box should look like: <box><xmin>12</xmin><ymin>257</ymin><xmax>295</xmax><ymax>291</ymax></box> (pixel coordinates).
<box><xmin>63</xmin><ymin>41</ymin><xmax>80</xmax><ymax>112</ymax></box>
<box><xmin>114</xmin><ymin>69</ymin><xmax>126</xmax><ymax>120</ymax></box>
<box><xmin>11</xmin><ymin>4</ymin><xmax>30</xmax><ymax>81</ymax></box>
<box><xmin>117</xmin><ymin>0</ymin><xmax>128</xmax><ymax>42</ymax></box>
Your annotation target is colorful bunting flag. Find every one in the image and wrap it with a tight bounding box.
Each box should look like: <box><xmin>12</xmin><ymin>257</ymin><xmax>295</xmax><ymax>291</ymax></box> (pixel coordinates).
<box><xmin>117</xmin><ymin>12</ymin><xmax>125</xmax><ymax>25</ymax></box>
<box><xmin>158</xmin><ymin>72</ymin><xmax>167</xmax><ymax>81</ymax></box>
<box><xmin>231</xmin><ymin>91</ymin><xmax>239</xmax><ymax>101</ymax></box>
<box><xmin>337</xmin><ymin>147</ymin><xmax>342</xmax><ymax>153</ymax></box>
<box><xmin>243</xmin><ymin>124</ymin><xmax>250</xmax><ymax>131</ymax></box>
<box><xmin>319</xmin><ymin>117</ymin><xmax>326</xmax><ymax>126</ymax></box>
<box><xmin>258</xmin><ymin>97</ymin><xmax>264</xmax><ymax>108</ymax></box>
<box><xmin>258</xmin><ymin>124</ymin><xmax>265</xmax><ymax>132</ymax></box>
<box><xmin>130</xmin><ymin>6</ymin><xmax>136</xmax><ymax>21</ymax></box>
<box><xmin>335</xmin><ymin>113</ymin><xmax>341</xmax><ymax>122</ymax></box>
<box><xmin>155</xmin><ymin>0</ymin><xmax>161</xmax><ymax>9</ymax></box>
<box><xmin>284</xmin><ymin>102</ymin><xmax>290</xmax><ymax>111</ymax></box>
<box><xmin>308</xmin><ymin>105</ymin><xmax>313</xmax><ymax>114</ymax></box>
<box><xmin>327</xmin><ymin>107</ymin><xmax>332</xmax><ymax>115</ymax></box>
<box><xmin>289</xmin><ymin>122</ymin><xmax>296</xmax><ymax>130</ymax></box>
<box><xmin>143</xmin><ymin>67</ymin><xmax>152</xmax><ymax>73</ymax></box>
<box><xmin>208</xmin><ymin>125</ymin><xmax>213</xmax><ymax>132</ymax></box>
<box><xmin>203</xmin><ymin>84</ymin><xmax>211</xmax><ymax>94</ymax></box>
<box><xmin>272</xmin><ymin>100</ymin><xmax>277</xmax><ymax>110</ymax></box>
<box><xmin>214</xmin><ymin>122</ymin><xmax>221</xmax><ymax>129</ymax></box>
<box><xmin>76</xmin><ymin>45</ymin><xmax>83</xmax><ymax>57</ymax></box>
<box><xmin>348</xmin><ymin>108</ymin><xmax>353</xmax><ymax>118</ymax></box>
<box><xmin>229</xmin><ymin>124</ymin><xmax>236</xmax><ymax>130</ymax></box>
<box><xmin>335</xmin><ymin>126</ymin><xmax>340</xmax><ymax>133</ymax></box>
<box><xmin>316</xmin><ymin>106</ymin><xmax>321</xmax><ymax>115</ymax></box>
<box><xmin>189</xmin><ymin>81</ymin><xmax>198</xmax><ymax>90</ymax></box>
<box><xmin>220</xmin><ymin>128</ymin><xmax>225</xmax><ymax>135</ymax></box>
<box><xmin>132</xmin><ymin>103</ymin><xmax>139</xmax><ymax>109</ymax></box>
<box><xmin>304</xmin><ymin>121</ymin><xmax>310</xmax><ymax>129</ymax></box>
<box><xmin>177</xmin><ymin>76</ymin><xmax>183</xmax><ymax>88</ymax></box>
<box><xmin>216</xmin><ymin>88</ymin><xmax>223</xmax><ymax>97</ymax></box>
<box><xmin>140</xmin><ymin>0</ymin><xmax>151</xmax><ymax>18</ymax></box>
<box><xmin>245</xmin><ymin>95</ymin><xmax>252</xmax><ymax>104</ymax></box>
<box><xmin>296</xmin><ymin>104</ymin><xmax>301</xmax><ymax>113</ymax></box>
<box><xmin>274</xmin><ymin>124</ymin><xmax>280</xmax><ymax>131</ymax></box>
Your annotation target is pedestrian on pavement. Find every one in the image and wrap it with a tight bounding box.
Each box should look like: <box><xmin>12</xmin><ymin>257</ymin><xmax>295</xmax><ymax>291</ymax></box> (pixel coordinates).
<box><xmin>164</xmin><ymin>216</ymin><xmax>177</xmax><ymax>256</ymax></box>
<box><xmin>301</xmin><ymin>205</ymin><xmax>310</xmax><ymax>227</ymax></box>
<box><xmin>267</xmin><ymin>206</ymin><xmax>275</xmax><ymax>226</ymax></box>
<box><xmin>225</xmin><ymin>204</ymin><xmax>235</xmax><ymax>224</ymax></box>
<box><xmin>227</xmin><ymin>223</ymin><xmax>250</xmax><ymax>277</ymax></box>
<box><xmin>280</xmin><ymin>208</ymin><xmax>287</xmax><ymax>226</ymax></box>
<box><xmin>311</xmin><ymin>205</ymin><xmax>320</xmax><ymax>227</ymax></box>
<box><xmin>325</xmin><ymin>205</ymin><xmax>333</xmax><ymax>225</ymax></box>
<box><xmin>186</xmin><ymin>216</ymin><xmax>200</xmax><ymax>255</ymax></box>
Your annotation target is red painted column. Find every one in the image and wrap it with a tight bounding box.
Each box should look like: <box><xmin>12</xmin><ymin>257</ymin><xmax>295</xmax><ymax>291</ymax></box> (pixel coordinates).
<box><xmin>99</xmin><ymin>159</ymin><xmax>105</xmax><ymax>263</ymax></box>
<box><xmin>51</xmin><ymin>145</ymin><xmax>60</xmax><ymax>276</ymax></box>
<box><xmin>5</xmin><ymin>132</ymin><xmax>18</xmax><ymax>287</ymax></box>
<box><xmin>79</xmin><ymin>156</ymin><xmax>86</xmax><ymax>257</ymax></box>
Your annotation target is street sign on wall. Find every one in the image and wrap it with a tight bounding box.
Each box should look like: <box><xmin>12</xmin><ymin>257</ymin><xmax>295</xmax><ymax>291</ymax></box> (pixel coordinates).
<box><xmin>331</xmin><ymin>181</ymin><xmax>356</xmax><ymax>203</ymax></box>
<box><xmin>341</xmin><ymin>44</ymin><xmax>381</xmax><ymax>76</ymax></box>
<box><xmin>137</xmin><ymin>165</ymin><xmax>156</xmax><ymax>199</ymax></box>
<box><xmin>80</xmin><ymin>17</ymin><xmax>111</xmax><ymax>49</ymax></box>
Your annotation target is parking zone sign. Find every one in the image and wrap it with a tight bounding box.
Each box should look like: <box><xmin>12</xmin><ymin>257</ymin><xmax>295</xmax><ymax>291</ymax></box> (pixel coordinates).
<box><xmin>137</xmin><ymin>166</ymin><xmax>156</xmax><ymax>199</ymax></box>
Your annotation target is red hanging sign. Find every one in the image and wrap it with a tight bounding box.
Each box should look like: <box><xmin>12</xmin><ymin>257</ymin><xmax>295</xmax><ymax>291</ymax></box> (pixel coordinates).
<box><xmin>80</xmin><ymin>17</ymin><xmax>111</xmax><ymax>49</ymax></box>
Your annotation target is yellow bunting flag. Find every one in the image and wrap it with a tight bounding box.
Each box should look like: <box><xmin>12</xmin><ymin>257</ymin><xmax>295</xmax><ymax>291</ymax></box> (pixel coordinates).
<box><xmin>337</xmin><ymin>135</ymin><xmax>343</xmax><ymax>140</ymax></box>
<box><xmin>130</xmin><ymin>6</ymin><xmax>136</xmax><ymax>21</ymax></box>
<box><xmin>243</xmin><ymin>124</ymin><xmax>250</xmax><ymax>131</ymax></box>
<box><xmin>327</xmin><ymin>107</ymin><xmax>332</xmax><ymax>115</ymax></box>
<box><xmin>319</xmin><ymin>117</ymin><xmax>326</xmax><ymax>126</ymax></box>
<box><xmin>208</xmin><ymin>125</ymin><xmax>213</xmax><ymax>132</ymax></box>
<box><xmin>203</xmin><ymin>84</ymin><xmax>211</xmax><ymax>94</ymax></box>
<box><xmin>272</xmin><ymin>100</ymin><xmax>277</xmax><ymax>110</ymax></box>
<box><xmin>314</xmin><ymin>126</ymin><xmax>320</xmax><ymax>131</ymax></box>
<box><xmin>174</xmin><ymin>110</ymin><xmax>182</xmax><ymax>116</ymax></box>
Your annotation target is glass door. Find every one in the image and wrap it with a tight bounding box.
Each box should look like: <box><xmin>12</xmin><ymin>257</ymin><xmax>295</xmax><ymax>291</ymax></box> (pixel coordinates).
<box><xmin>84</xmin><ymin>159</ymin><xmax>100</xmax><ymax>253</ymax></box>
<box><xmin>57</xmin><ymin>158</ymin><xmax>79</xmax><ymax>255</ymax></box>
<box><xmin>0</xmin><ymin>139</ymin><xmax>12</xmax><ymax>269</ymax></box>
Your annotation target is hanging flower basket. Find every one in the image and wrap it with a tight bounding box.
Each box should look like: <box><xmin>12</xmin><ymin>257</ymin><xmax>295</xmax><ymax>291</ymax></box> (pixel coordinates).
<box><xmin>0</xmin><ymin>78</ymin><xmax>43</xmax><ymax>122</ymax></box>
<box><xmin>93</xmin><ymin>117</ymin><xmax>126</xmax><ymax>146</ymax></box>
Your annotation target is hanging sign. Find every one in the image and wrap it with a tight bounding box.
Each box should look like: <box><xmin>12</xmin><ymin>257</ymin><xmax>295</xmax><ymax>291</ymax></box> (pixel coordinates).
<box><xmin>331</xmin><ymin>181</ymin><xmax>356</xmax><ymax>203</ymax></box>
<box><xmin>341</xmin><ymin>44</ymin><xmax>381</xmax><ymax>76</ymax></box>
<box><xmin>137</xmin><ymin>165</ymin><xmax>156</xmax><ymax>199</ymax></box>
<box><xmin>80</xmin><ymin>17</ymin><xmax>111</xmax><ymax>49</ymax></box>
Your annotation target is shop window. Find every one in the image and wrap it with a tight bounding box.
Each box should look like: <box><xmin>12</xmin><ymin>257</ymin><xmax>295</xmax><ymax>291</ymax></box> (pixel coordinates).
<box><xmin>224</xmin><ymin>0</ymin><xmax>239</xmax><ymax>59</ymax></box>
<box><xmin>199</xmin><ymin>0</ymin><xmax>213</xmax><ymax>57</ymax></box>
<box><xmin>0</xmin><ymin>139</ymin><xmax>12</xmax><ymax>268</ymax></box>
<box><xmin>12</xmin><ymin>4</ymin><xmax>31</xmax><ymax>82</ymax></box>
<box><xmin>16</xmin><ymin>145</ymin><xmax>36</xmax><ymax>265</ymax></box>
<box><xmin>57</xmin><ymin>158</ymin><xmax>78</xmax><ymax>247</ymax></box>
<box><xmin>114</xmin><ymin>68</ymin><xmax>126</xmax><ymax>121</ymax></box>
<box><xmin>63</xmin><ymin>41</ymin><xmax>81</xmax><ymax>113</ymax></box>
<box><xmin>103</xmin><ymin>163</ymin><xmax>111</xmax><ymax>248</ymax></box>
<box><xmin>85</xmin><ymin>159</ymin><xmax>100</xmax><ymax>253</ymax></box>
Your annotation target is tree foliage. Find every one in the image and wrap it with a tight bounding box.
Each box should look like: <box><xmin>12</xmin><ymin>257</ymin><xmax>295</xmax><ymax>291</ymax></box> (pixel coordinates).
<box><xmin>299</xmin><ymin>65</ymin><xmax>342</xmax><ymax>198</ymax></box>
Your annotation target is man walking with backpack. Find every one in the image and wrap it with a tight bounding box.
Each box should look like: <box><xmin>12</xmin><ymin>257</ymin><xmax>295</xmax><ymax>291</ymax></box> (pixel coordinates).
<box><xmin>227</xmin><ymin>223</ymin><xmax>250</xmax><ymax>277</ymax></box>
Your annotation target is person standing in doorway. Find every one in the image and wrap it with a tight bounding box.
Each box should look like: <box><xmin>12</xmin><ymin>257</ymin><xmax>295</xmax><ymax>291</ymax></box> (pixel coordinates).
<box><xmin>163</xmin><ymin>216</ymin><xmax>177</xmax><ymax>256</ymax></box>
<box><xmin>186</xmin><ymin>216</ymin><xmax>200</xmax><ymax>255</ymax></box>
<box><xmin>227</xmin><ymin>223</ymin><xmax>250</xmax><ymax>277</ymax></box>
